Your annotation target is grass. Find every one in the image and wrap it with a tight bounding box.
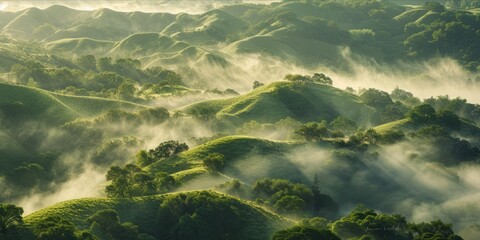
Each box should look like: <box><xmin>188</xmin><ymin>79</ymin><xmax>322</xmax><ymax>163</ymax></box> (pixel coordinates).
<box><xmin>147</xmin><ymin>135</ymin><xmax>312</xmax><ymax>185</ymax></box>
<box><xmin>184</xmin><ymin>81</ymin><xmax>376</xmax><ymax>125</ymax></box>
<box><xmin>374</xmin><ymin>118</ymin><xmax>411</xmax><ymax>133</ymax></box>
<box><xmin>45</xmin><ymin>38</ymin><xmax>115</xmax><ymax>54</ymax></box>
<box><xmin>0</xmin><ymin>82</ymin><xmax>146</xmax><ymax>123</ymax></box>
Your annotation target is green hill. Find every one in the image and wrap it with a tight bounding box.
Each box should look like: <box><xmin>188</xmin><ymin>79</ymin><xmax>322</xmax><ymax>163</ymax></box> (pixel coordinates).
<box><xmin>184</xmin><ymin>81</ymin><xmax>376</xmax><ymax>125</ymax></box>
<box><xmin>45</xmin><ymin>38</ymin><xmax>115</xmax><ymax>55</ymax></box>
<box><xmin>374</xmin><ymin>117</ymin><xmax>480</xmax><ymax>139</ymax></box>
<box><xmin>108</xmin><ymin>33</ymin><xmax>190</xmax><ymax>58</ymax></box>
<box><xmin>148</xmin><ymin>136</ymin><xmax>310</xmax><ymax>185</ymax></box>
<box><xmin>25</xmin><ymin>190</ymin><xmax>289</xmax><ymax>240</ymax></box>
<box><xmin>0</xmin><ymin>82</ymin><xmax>146</xmax><ymax>124</ymax></box>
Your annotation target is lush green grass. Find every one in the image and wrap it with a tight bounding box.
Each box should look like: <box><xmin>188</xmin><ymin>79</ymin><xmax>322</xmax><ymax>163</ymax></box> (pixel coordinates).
<box><xmin>147</xmin><ymin>135</ymin><xmax>312</xmax><ymax>185</ymax></box>
<box><xmin>374</xmin><ymin>118</ymin><xmax>411</xmax><ymax>133</ymax></box>
<box><xmin>25</xmin><ymin>190</ymin><xmax>290</xmax><ymax>238</ymax></box>
<box><xmin>45</xmin><ymin>38</ymin><xmax>115</xmax><ymax>55</ymax></box>
<box><xmin>0</xmin><ymin>82</ymin><xmax>146</xmax><ymax>124</ymax></box>
<box><xmin>52</xmin><ymin>92</ymin><xmax>146</xmax><ymax>118</ymax></box>
<box><xmin>148</xmin><ymin>136</ymin><xmax>291</xmax><ymax>173</ymax></box>
<box><xmin>184</xmin><ymin>81</ymin><xmax>376</xmax><ymax>125</ymax></box>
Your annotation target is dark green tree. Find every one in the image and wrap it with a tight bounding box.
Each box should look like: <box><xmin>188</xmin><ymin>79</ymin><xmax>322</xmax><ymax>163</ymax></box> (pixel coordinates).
<box><xmin>203</xmin><ymin>153</ymin><xmax>226</xmax><ymax>173</ymax></box>
<box><xmin>295</xmin><ymin>121</ymin><xmax>328</xmax><ymax>141</ymax></box>
<box><xmin>272</xmin><ymin>226</ymin><xmax>340</xmax><ymax>240</ymax></box>
<box><xmin>0</xmin><ymin>204</ymin><xmax>23</xmax><ymax>239</ymax></box>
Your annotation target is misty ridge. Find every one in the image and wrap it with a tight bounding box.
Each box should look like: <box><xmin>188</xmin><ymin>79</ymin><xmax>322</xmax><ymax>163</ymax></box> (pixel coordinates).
<box><xmin>1</xmin><ymin>0</ymin><xmax>480</xmax><ymax>240</ymax></box>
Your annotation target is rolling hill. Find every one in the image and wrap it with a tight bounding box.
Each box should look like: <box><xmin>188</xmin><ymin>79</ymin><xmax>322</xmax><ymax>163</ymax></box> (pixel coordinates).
<box><xmin>25</xmin><ymin>190</ymin><xmax>290</xmax><ymax>240</ymax></box>
<box><xmin>147</xmin><ymin>135</ymin><xmax>314</xmax><ymax>187</ymax></box>
<box><xmin>184</xmin><ymin>81</ymin><xmax>376</xmax><ymax>126</ymax></box>
<box><xmin>0</xmin><ymin>82</ymin><xmax>146</xmax><ymax>124</ymax></box>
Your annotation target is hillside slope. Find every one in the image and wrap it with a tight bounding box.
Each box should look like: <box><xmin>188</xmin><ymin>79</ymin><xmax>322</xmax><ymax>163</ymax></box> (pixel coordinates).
<box><xmin>148</xmin><ymin>136</ymin><xmax>312</xmax><ymax>185</ymax></box>
<box><xmin>0</xmin><ymin>82</ymin><xmax>146</xmax><ymax>124</ymax></box>
<box><xmin>184</xmin><ymin>81</ymin><xmax>376</xmax><ymax>125</ymax></box>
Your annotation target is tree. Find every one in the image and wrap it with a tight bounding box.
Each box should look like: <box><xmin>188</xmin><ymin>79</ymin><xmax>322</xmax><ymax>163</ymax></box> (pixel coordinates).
<box><xmin>295</xmin><ymin>121</ymin><xmax>328</xmax><ymax>141</ymax></box>
<box><xmin>138</xmin><ymin>107</ymin><xmax>170</xmax><ymax>125</ymax></box>
<box><xmin>408</xmin><ymin>220</ymin><xmax>462</xmax><ymax>240</ymax></box>
<box><xmin>360</xmin><ymin>89</ymin><xmax>393</xmax><ymax>109</ymax></box>
<box><xmin>149</xmin><ymin>140</ymin><xmax>189</xmax><ymax>160</ymax></box>
<box><xmin>253</xmin><ymin>81</ymin><xmax>264</xmax><ymax>89</ymax></box>
<box><xmin>116</xmin><ymin>81</ymin><xmax>136</xmax><ymax>100</ymax></box>
<box><xmin>272</xmin><ymin>226</ymin><xmax>340</xmax><ymax>240</ymax></box>
<box><xmin>284</xmin><ymin>74</ymin><xmax>310</xmax><ymax>83</ymax></box>
<box><xmin>312</xmin><ymin>73</ymin><xmax>333</xmax><ymax>85</ymax></box>
<box><xmin>76</xmin><ymin>55</ymin><xmax>97</xmax><ymax>71</ymax></box>
<box><xmin>203</xmin><ymin>153</ymin><xmax>225</xmax><ymax>173</ymax></box>
<box><xmin>105</xmin><ymin>164</ymin><xmax>156</xmax><ymax>197</ymax></box>
<box><xmin>0</xmin><ymin>204</ymin><xmax>23</xmax><ymax>239</ymax></box>
<box><xmin>274</xmin><ymin>195</ymin><xmax>306</xmax><ymax>214</ymax></box>
<box><xmin>424</xmin><ymin>1</ymin><xmax>445</xmax><ymax>12</ymax></box>
<box><xmin>35</xmin><ymin>217</ymin><xmax>79</xmax><ymax>240</ymax></box>
<box><xmin>190</xmin><ymin>106</ymin><xmax>217</xmax><ymax>121</ymax></box>
<box><xmin>408</xmin><ymin>104</ymin><xmax>437</xmax><ymax>123</ymax></box>
<box><xmin>87</xmin><ymin>209</ymin><xmax>140</xmax><ymax>240</ymax></box>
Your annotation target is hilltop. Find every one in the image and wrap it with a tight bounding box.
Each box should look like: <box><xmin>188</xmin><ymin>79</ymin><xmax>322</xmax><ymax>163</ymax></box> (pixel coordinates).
<box><xmin>184</xmin><ymin>81</ymin><xmax>376</xmax><ymax>126</ymax></box>
<box><xmin>147</xmin><ymin>136</ymin><xmax>312</xmax><ymax>185</ymax></box>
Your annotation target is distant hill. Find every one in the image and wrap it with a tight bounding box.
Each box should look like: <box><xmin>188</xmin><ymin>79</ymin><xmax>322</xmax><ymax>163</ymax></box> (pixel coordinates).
<box><xmin>184</xmin><ymin>81</ymin><xmax>376</xmax><ymax>125</ymax></box>
<box><xmin>0</xmin><ymin>82</ymin><xmax>146</xmax><ymax>124</ymax></box>
<box><xmin>45</xmin><ymin>38</ymin><xmax>115</xmax><ymax>55</ymax></box>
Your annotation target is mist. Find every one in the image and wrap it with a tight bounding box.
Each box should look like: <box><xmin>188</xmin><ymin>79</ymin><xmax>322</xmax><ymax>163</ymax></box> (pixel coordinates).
<box><xmin>284</xmin><ymin>142</ymin><xmax>480</xmax><ymax>239</ymax></box>
<box><xmin>0</xmin><ymin>0</ymin><xmax>280</xmax><ymax>13</ymax></box>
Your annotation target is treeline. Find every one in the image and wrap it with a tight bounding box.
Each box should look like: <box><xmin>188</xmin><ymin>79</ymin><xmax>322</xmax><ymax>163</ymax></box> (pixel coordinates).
<box><xmin>0</xmin><ymin>199</ymin><xmax>463</xmax><ymax>240</ymax></box>
<box><xmin>9</xmin><ymin>56</ymin><xmax>185</xmax><ymax>101</ymax></box>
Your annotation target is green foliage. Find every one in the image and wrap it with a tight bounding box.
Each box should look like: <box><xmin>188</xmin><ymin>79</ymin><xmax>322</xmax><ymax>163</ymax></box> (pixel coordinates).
<box><xmin>105</xmin><ymin>164</ymin><xmax>156</xmax><ymax>198</ymax></box>
<box><xmin>87</xmin><ymin>209</ymin><xmax>141</xmax><ymax>240</ymax></box>
<box><xmin>136</xmin><ymin>140</ymin><xmax>189</xmax><ymax>167</ymax></box>
<box><xmin>35</xmin><ymin>216</ymin><xmax>80</xmax><ymax>240</ymax></box>
<box><xmin>331</xmin><ymin>205</ymin><xmax>410</xmax><ymax>240</ymax></box>
<box><xmin>153</xmin><ymin>191</ymin><xmax>284</xmax><ymax>240</ymax></box>
<box><xmin>0</xmin><ymin>204</ymin><xmax>23</xmax><ymax>239</ymax></box>
<box><xmin>408</xmin><ymin>220</ymin><xmax>463</xmax><ymax>240</ymax></box>
<box><xmin>360</xmin><ymin>88</ymin><xmax>393</xmax><ymax>109</ymax></box>
<box><xmin>252</xmin><ymin>177</ymin><xmax>337</xmax><ymax>217</ymax></box>
<box><xmin>148</xmin><ymin>140</ymin><xmax>189</xmax><ymax>162</ymax></box>
<box><xmin>423</xmin><ymin>96</ymin><xmax>480</xmax><ymax>124</ymax></box>
<box><xmin>253</xmin><ymin>81</ymin><xmax>265</xmax><ymax>89</ymax></box>
<box><xmin>284</xmin><ymin>73</ymin><xmax>333</xmax><ymax>85</ymax></box>
<box><xmin>295</xmin><ymin>121</ymin><xmax>328</xmax><ymax>141</ymax></box>
<box><xmin>272</xmin><ymin>226</ymin><xmax>340</xmax><ymax>240</ymax></box>
<box><xmin>408</xmin><ymin>104</ymin><xmax>437</xmax><ymax>124</ymax></box>
<box><xmin>391</xmin><ymin>88</ymin><xmax>421</xmax><ymax>107</ymax></box>
<box><xmin>202</xmin><ymin>152</ymin><xmax>226</xmax><ymax>173</ymax></box>
<box><xmin>424</xmin><ymin>1</ymin><xmax>446</xmax><ymax>13</ymax></box>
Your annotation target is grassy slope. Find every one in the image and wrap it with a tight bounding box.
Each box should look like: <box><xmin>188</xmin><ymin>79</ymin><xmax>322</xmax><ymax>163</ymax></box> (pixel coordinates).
<box><xmin>45</xmin><ymin>38</ymin><xmax>115</xmax><ymax>55</ymax></box>
<box><xmin>374</xmin><ymin>117</ymin><xmax>480</xmax><ymax>138</ymax></box>
<box><xmin>148</xmin><ymin>135</ymin><xmax>311</xmax><ymax>185</ymax></box>
<box><xmin>25</xmin><ymin>190</ymin><xmax>290</xmax><ymax>238</ymax></box>
<box><xmin>184</xmin><ymin>81</ymin><xmax>376</xmax><ymax>125</ymax></box>
<box><xmin>0</xmin><ymin>82</ymin><xmax>146</xmax><ymax>123</ymax></box>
